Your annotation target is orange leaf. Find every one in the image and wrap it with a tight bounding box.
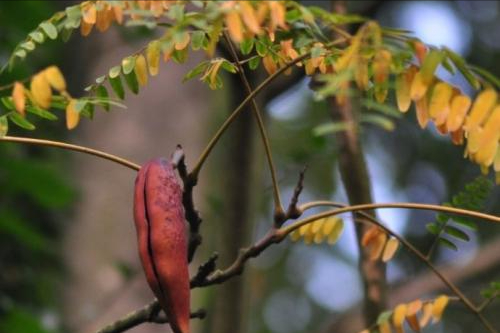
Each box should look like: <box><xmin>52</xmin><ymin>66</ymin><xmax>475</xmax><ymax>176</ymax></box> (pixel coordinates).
<box><xmin>415</xmin><ymin>96</ymin><xmax>430</xmax><ymax>128</ymax></box>
<box><xmin>12</xmin><ymin>82</ymin><xmax>26</xmax><ymax>116</ymax></box>
<box><xmin>226</xmin><ymin>10</ymin><xmax>244</xmax><ymax>43</ymax></box>
<box><xmin>361</xmin><ymin>226</ymin><xmax>381</xmax><ymax>247</ymax></box>
<box><xmin>413</xmin><ymin>41</ymin><xmax>427</xmax><ymax>65</ymax></box>
<box><xmin>175</xmin><ymin>31</ymin><xmax>191</xmax><ymax>51</ymax></box>
<box><xmin>66</xmin><ymin>99</ymin><xmax>80</xmax><ymax>130</ymax></box>
<box><xmin>96</xmin><ymin>7</ymin><xmax>112</xmax><ymax>32</ymax></box>
<box><xmin>240</xmin><ymin>1</ymin><xmax>261</xmax><ymax>34</ymax></box>
<box><xmin>112</xmin><ymin>5</ymin><xmax>124</xmax><ymax>24</ymax></box>
<box><xmin>80</xmin><ymin>20</ymin><xmax>93</xmax><ymax>36</ymax></box>
<box><xmin>369</xmin><ymin>232</ymin><xmax>387</xmax><ymax>261</ymax></box>
<box><xmin>450</xmin><ymin>128</ymin><xmax>464</xmax><ymax>145</ymax></box>
<box><xmin>262</xmin><ymin>55</ymin><xmax>277</xmax><ymax>75</ymax></box>
<box><xmin>392</xmin><ymin>303</ymin><xmax>407</xmax><ymax>333</ymax></box>
<box><xmin>82</xmin><ymin>3</ymin><xmax>97</xmax><ymax>24</ymax></box>
<box><xmin>373</xmin><ymin>49</ymin><xmax>392</xmax><ymax>84</ymax></box>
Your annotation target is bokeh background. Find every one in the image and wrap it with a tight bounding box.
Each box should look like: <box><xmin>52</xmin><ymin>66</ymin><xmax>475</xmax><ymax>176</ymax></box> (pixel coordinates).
<box><xmin>1</xmin><ymin>1</ymin><xmax>499</xmax><ymax>333</ymax></box>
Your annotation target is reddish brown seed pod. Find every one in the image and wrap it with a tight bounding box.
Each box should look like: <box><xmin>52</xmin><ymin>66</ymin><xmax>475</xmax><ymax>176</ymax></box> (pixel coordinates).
<box><xmin>133</xmin><ymin>158</ymin><xmax>190</xmax><ymax>333</ymax></box>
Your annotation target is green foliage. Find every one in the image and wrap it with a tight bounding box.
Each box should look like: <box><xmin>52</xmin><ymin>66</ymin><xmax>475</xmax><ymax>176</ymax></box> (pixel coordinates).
<box><xmin>426</xmin><ymin>176</ymin><xmax>493</xmax><ymax>252</ymax></box>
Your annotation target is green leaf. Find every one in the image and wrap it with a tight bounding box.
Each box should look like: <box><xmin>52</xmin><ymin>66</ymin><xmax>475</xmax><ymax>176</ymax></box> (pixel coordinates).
<box><xmin>0</xmin><ymin>116</ymin><xmax>8</xmax><ymax>137</ymax></box>
<box><xmin>14</xmin><ymin>49</ymin><xmax>27</xmax><ymax>59</ymax></box>
<box><xmin>96</xmin><ymin>75</ymin><xmax>106</xmax><ymax>84</ymax></box>
<box><xmin>96</xmin><ymin>85</ymin><xmax>110</xmax><ymax>111</ymax></box>
<box><xmin>124</xmin><ymin>71</ymin><xmax>139</xmax><ymax>94</ymax></box>
<box><xmin>444</xmin><ymin>47</ymin><xmax>480</xmax><ymax>89</ymax></box>
<box><xmin>426</xmin><ymin>222</ymin><xmax>440</xmax><ymax>235</ymax></box>
<box><xmin>29</xmin><ymin>31</ymin><xmax>45</xmax><ymax>43</ymax></box>
<box><xmin>313</xmin><ymin>122</ymin><xmax>350</xmax><ymax>136</ymax></box>
<box><xmin>21</xmin><ymin>41</ymin><xmax>36</xmax><ymax>51</ymax></box>
<box><xmin>8</xmin><ymin>113</ymin><xmax>35</xmax><ymax>130</ymax></box>
<box><xmin>452</xmin><ymin>216</ymin><xmax>478</xmax><ymax>231</ymax></box>
<box><xmin>74</xmin><ymin>99</ymin><xmax>88</xmax><ymax>112</ymax></box>
<box><xmin>40</xmin><ymin>22</ymin><xmax>58</xmax><ymax>40</ymax></box>
<box><xmin>439</xmin><ymin>237</ymin><xmax>458</xmax><ymax>251</ymax></box>
<box><xmin>444</xmin><ymin>225</ymin><xmax>470</xmax><ymax>242</ymax></box>
<box><xmin>191</xmin><ymin>31</ymin><xmax>206</xmax><ymax>51</ymax></box>
<box><xmin>26</xmin><ymin>106</ymin><xmax>58</xmax><ymax>121</ymax></box>
<box><xmin>469</xmin><ymin>64</ymin><xmax>500</xmax><ymax>90</ymax></box>
<box><xmin>60</xmin><ymin>27</ymin><xmax>74</xmax><ymax>42</ymax></box>
<box><xmin>360</xmin><ymin>114</ymin><xmax>395</xmax><ymax>131</ymax></box>
<box><xmin>122</xmin><ymin>56</ymin><xmax>136</xmax><ymax>75</ymax></box>
<box><xmin>248</xmin><ymin>56</ymin><xmax>260</xmax><ymax>70</ymax></box>
<box><xmin>172</xmin><ymin>48</ymin><xmax>188</xmax><ymax>64</ymax></box>
<box><xmin>0</xmin><ymin>210</ymin><xmax>51</xmax><ymax>253</ymax></box>
<box><xmin>109</xmin><ymin>76</ymin><xmax>125</xmax><ymax>100</ymax></box>
<box><xmin>0</xmin><ymin>308</ymin><xmax>52</xmax><ymax>333</ymax></box>
<box><xmin>109</xmin><ymin>65</ymin><xmax>122</xmax><ymax>79</ymax></box>
<box><xmin>183</xmin><ymin>61</ymin><xmax>208</xmax><ymax>82</ymax></box>
<box><xmin>167</xmin><ymin>4</ymin><xmax>185</xmax><ymax>21</ymax></box>
<box><xmin>240</xmin><ymin>38</ymin><xmax>255</xmax><ymax>55</ymax></box>
<box><xmin>377</xmin><ymin>310</ymin><xmax>393</xmax><ymax>324</ymax></box>
<box><xmin>361</xmin><ymin>99</ymin><xmax>402</xmax><ymax>118</ymax></box>
<box><xmin>420</xmin><ymin>49</ymin><xmax>444</xmax><ymax>84</ymax></box>
<box><xmin>256</xmin><ymin>40</ymin><xmax>268</xmax><ymax>57</ymax></box>
<box><xmin>221</xmin><ymin>59</ymin><xmax>237</xmax><ymax>73</ymax></box>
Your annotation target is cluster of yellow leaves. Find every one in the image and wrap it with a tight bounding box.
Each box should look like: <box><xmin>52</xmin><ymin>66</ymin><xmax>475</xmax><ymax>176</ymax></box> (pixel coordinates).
<box><xmin>360</xmin><ymin>295</ymin><xmax>450</xmax><ymax>333</ymax></box>
<box><xmin>224</xmin><ymin>1</ymin><xmax>287</xmax><ymax>44</ymax></box>
<box><xmin>262</xmin><ymin>39</ymin><xmax>302</xmax><ymax>76</ymax></box>
<box><xmin>290</xmin><ymin>217</ymin><xmax>344</xmax><ymax>245</ymax></box>
<box><xmin>80</xmin><ymin>0</ymin><xmax>177</xmax><ymax>36</ymax></box>
<box><xmin>396</xmin><ymin>49</ymin><xmax>500</xmax><ymax>182</ymax></box>
<box><xmin>12</xmin><ymin>66</ymin><xmax>79</xmax><ymax>130</ymax></box>
<box><xmin>361</xmin><ymin>226</ymin><xmax>400</xmax><ymax>262</ymax></box>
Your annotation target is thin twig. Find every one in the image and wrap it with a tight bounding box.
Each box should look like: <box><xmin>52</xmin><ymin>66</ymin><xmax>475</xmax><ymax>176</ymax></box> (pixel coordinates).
<box><xmin>222</xmin><ymin>32</ymin><xmax>285</xmax><ymax>223</ymax></box>
<box><xmin>94</xmin><ymin>301</ymin><xmax>205</xmax><ymax>333</ymax></box>
<box><xmin>478</xmin><ymin>290</ymin><xmax>499</xmax><ymax>313</ymax></box>
<box><xmin>284</xmin><ymin>167</ymin><xmax>307</xmax><ymax>221</ymax></box>
<box><xmin>0</xmin><ymin>135</ymin><xmax>140</xmax><ymax>171</ymax></box>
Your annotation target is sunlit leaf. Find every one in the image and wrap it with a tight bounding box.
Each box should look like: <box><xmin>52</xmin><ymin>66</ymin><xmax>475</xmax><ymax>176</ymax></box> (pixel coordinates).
<box><xmin>40</xmin><ymin>21</ymin><xmax>58</xmax><ymax>39</ymax></box>
<box><xmin>147</xmin><ymin>41</ymin><xmax>161</xmax><ymax>76</ymax></box>
<box><xmin>135</xmin><ymin>54</ymin><xmax>148</xmax><ymax>86</ymax></box>
<box><xmin>66</xmin><ymin>99</ymin><xmax>80</xmax><ymax>130</ymax></box>
<box><xmin>392</xmin><ymin>303</ymin><xmax>407</xmax><ymax>333</ymax></box>
<box><xmin>121</xmin><ymin>56</ymin><xmax>136</xmax><ymax>75</ymax></box>
<box><xmin>432</xmin><ymin>295</ymin><xmax>449</xmax><ymax>322</ymax></box>
<box><xmin>382</xmin><ymin>237</ymin><xmax>399</xmax><ymax>262</ymax></box>
<box><xmin>428</xmin><ymin>82</ymin><xmax>452</xmax><ymax>125</ymax></box>
<box><xmin>226</xmin><ymin>10</ymin><xmax>244</xmax><ymax>43</ymax></box>
<box><xmin>446</xmin><ymin>94</ymin><xmax>471</xmax><ymax>132</ymax></box>
<box><xmin>12</xmin><ymin>82</ymin><xmax>26</xmax><ymax>116</ymax></box>
<box><xmin>44</xmin><ymin>66</ymin><xmax>66</xmax><ymax>92</ymax></box>
<box><xmin>9</xmin><ymin>112</ymin><xmax>35</xmax><ymax>130</ymax></box>
<box><xmin>30</xmin><ymin>74</ymin><xmax>52</xmax><ymax>109</ymax></box>
<box><xmin>465</xmin><ymin>89</ymin><xmax>497</xmax><ymax>131</ymax></box>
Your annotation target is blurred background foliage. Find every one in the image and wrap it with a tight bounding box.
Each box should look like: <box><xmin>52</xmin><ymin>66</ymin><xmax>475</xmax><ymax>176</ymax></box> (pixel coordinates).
<box><xmin>1</xmin><ymin>1</ymin><xmax>500</xmax><ymax>333</ymax></box>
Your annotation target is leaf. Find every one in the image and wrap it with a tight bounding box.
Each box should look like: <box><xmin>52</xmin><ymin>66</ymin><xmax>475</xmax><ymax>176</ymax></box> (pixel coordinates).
<box><xmin>360</xmin><ymin>114</ymin><xmax>395</xmax><ymax>131</ymax></box>
<box><xmin>183</xmin><ymin>61</ymin><xmax>208</xmax><ymax>82</ymax></box>
<box><xmin>121</xmin><ymin>56</ymin><xmax>136</xmax><ymax>75</ymax></box>
<box><xmin>420</xmin><ymin>49</ymin><xmax>443</xmax><ymax>85</ymax></box>
<box><xmin>14</xmin><ymin>49</ymin><xmax>27</xmax><ymax>59</ymax></box>
<box><xmin>313</xmin><ymin>122</ymin><xmax>350</xmax><ymax>136</ymax></box>
<box><xmin>225</xmin><ymin>10</ymin><xmax>244</xmax><ymax>43</ymax></box>
<box><xmin>410</xmin><ymin>72</ymin><xmax>429</xmax><ymax>101</ymax></box>
<box><xmin>439</xmin><ymin>237</ymin><xmax>458</xmax><ymax>251</ymax></box>
<box><xmin>109</xmin><ymin>65</ymin><xmax>122</xmax><ymax>79</ymax></box>
<box><xmin>109</xmin><ymin>75</ymin><xmax>125</xmax><ymax>100</ymax></box>
<box><xmin>147</xmin><ymin>41</ymin><xmax>161</xmax><ymax>76</ymax></box>
<box><xmin>191</xmin><ymin>31</ymin><xmax>205</xmax><ymax>51</ymax></box>
<box><xmin>362</xmin><ymin>98</ymin><xmax>402</xmax><ymax>117</ymax></box>
<box><xmin>12</xmin><ymin>82</ymin><xmax>26</xmax><ymax>116</ymax></box>
<box><xmin>446</xmin><ymin>94</ymin><xmax>471</xmax><ymax>132</ymax></box>
<box><xmin>240</xmin><ymin>38</ymin><xmax>255</xmax><ymax>55</ymax></box>
<box><xmin>30</xmin><ymin>74</ymin><xmax>52</xmax><ymax>109</ymax></box>
<box><xmin>21</xmin><ymin>41</ymin><xmax>36</xmax><ymax>51</ymax></box>
<box><xmin>464</xmin><ymin>89</ymin><xmax>497</xmax><ymax>131</ymax></box>
<box><xmin>248</xmin><ymin>56</ymin><xmax>260</xmax><ymax>70</ymax></box>
<box><xmin>29</xmin><ymin>31</ymin><xmax>45</xmax><ymax>43</ymax></box>
<box><xmin>26</xmin><ymin>105</ymin><xmax>58</xmax><ymax>121</ymax></box>
<box><xmin>428</xmin><ymin>82</ymin><xmax>452</xmax><ymax>123</ymax></box>
<box><xmin>326</xmin><ymin>218</ymin><xmax>344</xmax><ymax>245</ymax></box>
<box><xmin>95</xmin><ymin>85</ymin><xmax>110</xmax><ymax>111</ymax></box>
<box><xmin>444</xmin><ymin>225</ymin><xmax>470</xmax><ymax>242</ymax></box>
<box><xmin>221</xmin><ymin>59</ymin><xmax>238</xmax><ymax>73</ymax></box>
<box><xmin>469</xmin><ymin>64</ymin><xmax>500</xmax><ymax>90</ymax></box>
<box><xmin>66</xmin><ymin>99</ymin><xmax>80</xmax><ymax>130</ymax></box>
<box><xmin>135</xmin><ymin>54</ymin><xmax>148</xmax><ymax>86</ymax></box>
<box><xmin>392</xmin><ymin>303</ymin><xmax>407</xmax><ymax>333</ymax></box>
<box><xmin>124</xmin><ymin>71</ymin><xmax>139</xmax><ymax>94</ymax></box>
<box><xmin>40</xmin><ymin>21</ymin><xmax>58</xmax><ymax>40</ymax></box>
<box><xmin>382</xmin><ymin>237</ymin><xmax>399</xmax><ymax>262</ymax></box>
<box><xmin>445</xmin><ymin>47</ymin><xmax>480</xmax><ymax>89</ymax></box>
<box><xmin>44</xmin><ymin>66</ymin><xmax>67</xmax><ymax>92</ymax></box>
<box><xmin>0</xmin><ymin>116</ymin><xmax>8</xmax><ymax>137</ymax></box>
<box><xmin>426</xmin><ymin>222</ymin><xmax>440</xmax><ymax>235</ymax></box>
<box><xmin>8</xmin><ymin>112</ymin><xmax>35</xmax><ymax>130</ymax></box>
<box><xmin>377</xmin><ymin>310</ymin><xmax>393</xmax><ymax>325</ymax></box>
<box><xmin>419</xmin><ymin>303</ymin><xmax>433</xmax><ymax>327</ymax></box>
<box><xmin>432</xmin><ymin>295</ymin><xmax>449</xmax><ymax>322</ymax></box>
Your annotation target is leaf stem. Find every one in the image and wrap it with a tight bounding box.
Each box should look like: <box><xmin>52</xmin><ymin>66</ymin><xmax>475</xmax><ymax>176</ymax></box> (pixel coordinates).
<box><xmin>0</xmin><ymin>135</ymin><xmax>140</xmax><ymax>171</ymax></box>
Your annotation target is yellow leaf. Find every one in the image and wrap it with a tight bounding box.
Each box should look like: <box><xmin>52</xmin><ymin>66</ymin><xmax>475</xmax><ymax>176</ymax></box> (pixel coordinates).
<box><xmin>12</xmin><ymin>82</ymin><xmax>26</xmax><ymax>116</ymax></box>
<box><xmin>175</xmin><ymin>31</ymin><xmax>191</xmax><ymax>51</ymax></box>
<box><xmin>392</xmin><ymin>303</ymin><xmax>407</xmax><ymax>333</ymax></box>
<box><xmin>240</xmin><ymin>1</ymin><xmax>261</xmax><ymax>34</ymax></box>
<box><xmin>313</xmin><ymin>230</ymin><xmax>325</xmax><ymax>244</ymax></box>
<box><xmin>305</xmin><ymin>59</ymin><xmax>315</xmax><ymax>76</ymax></box>
<box><xmin>495</xmin><ymin>147</ymin><xmax>500</xmax><ymax>172</ymax></box>
<box><xmin>321</xmin><ymin>217</ymin><xmax>337</xmax><ymax>237</ymax></box>
<box><xmin>290</xmin><ymin>229</ymin><xmax>301</xmax><ymax>242</ymax></box>
<box><xmin>82</xmin><ymin>3</ymin><xmax>97</xmax><ymax>24</ymax></box>
<box><xmin>263</xmin><ymin>55</ymin><xmax>277</xmax><ymax>75</ymax></box>
<box><xmin>464</xmin><ymin>89</ymin><xmax>497</xmax><ymax>131</ymax></box>
<box><xmin>378</xmin><ymin>320</ymin><xmax>392</xmax><ymax>333</ymax></box>
<box><xmin>382</xmin><ymin>237</ymin><xmax>399</xmax><ymax>262</ymax></box>
<box><xmin>428</xmin><ymin>82</ymin><xmax>452</xmax><ymax>124</ymax></box>
<box><xmin>419</xmin><ymin>303</ymin><xmax>433</xmax><ymax>328</ymax></box>
<box><xmin>431</xmin><ymin>295</ymin><xmax>449</xmax><ymax>322</ymax></box>
<box><xmin>446</xmin><ymin>94</ymin><xmax>471</xmax><ymax>132</ymax></box>
<box><xmin>407</xmin><ymin>300</ymin><xmax>423</xmax><ymax>316</ymax></box>
<box><xmin>415</xmin><ymin>96</ymin><xmax>430</xmax><ymax>129</ymax></box>
<box><xmin>226</xmin><ymin>10</ymin><xmax>244</xmax><ymax>43</ymax></box>
<box><xmin>410</xmin><ymin>72</ymin><xmax>429</xmax><ymax>101</ymax></box>
<box><xmin>355</xmin><ymin>58</ymin><xmax>369</xmax><ymax>91</ymax></box>
<box><xmin>474</xmin><ymin>108</ymin><xmax>500</xmax><ymax>166</ymax></box>
<box><xmin>327</xmin><ymin>218</ymin><xmax>344</xmax><ymax>245</ymax></box>
<box><xmin>209</xmin><ymin>60</ymin><xmax>223</xmax><ymax>90</ymax></box>
<box><xmin>303</xmin><ymin>226</ymin><xmax>315</xmax><ymax>245</ymax></box>
<box><xmin>396</xmin><ymin>66</ymin><xmax>417</xmax><ymax>112</ymax></box>
<box><xmin>30</xmin><ymin>73</ymin><xmax>52</xmax><ymax>109</ymax></box>
<box><xmin>147</xmin><ymin>41</ymin><xmax>161</xmax><ymax>76</ymax></box>
<box><xmin>135</xmin><ymin>54</ymin><xmax>148</xmax><ymax>86</ymax></box>
<box><xmin>66</xmin><ymin>99</ymin><xmax>80</xmax><ymax>130</ymax></box>
<box><xmin>406</xmin><ymin>313</ymin><xmax>420</xmax><ymax>332</ymax></box>
<box><xmin>311</xmin><ymin>218</ymin><xmax>324</xmax><ymax>234</ymax></box>
<box><xmin>44</xmin><ymin>66</ymin><xmax>66</xmax><ymax>92</ymax></box>
<box><xmin>298</xmin><ymin>223</ymin><xmax>310</xmax><ymax>237</ymax></box>
<box><xmin>466</xmin><ymin>128</ymin><xmax>483</xmax><ymax>155</ymax></box>
<box><xmin>375</xmin><ymin>85</ymin><xmax>388</xmax><ymax>104</ymax></box>
<box><xmin>269</xmin><ymin>1</ymin><xmax>287</xmax><ymax>31</ymax></box>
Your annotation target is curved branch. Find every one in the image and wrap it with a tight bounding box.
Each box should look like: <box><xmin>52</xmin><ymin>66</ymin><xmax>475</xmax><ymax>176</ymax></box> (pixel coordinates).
<box><xmin>0</xmin><ymin>136</ymin><xmax>140</xmax><ymax>171</ymax></box>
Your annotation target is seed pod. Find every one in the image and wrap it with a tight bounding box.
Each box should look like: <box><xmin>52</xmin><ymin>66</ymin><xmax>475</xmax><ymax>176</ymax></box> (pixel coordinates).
<box><xmin>133</xmin><ymin>158</ymin><xmax>190</xmax><ymax>333</ymax></box>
